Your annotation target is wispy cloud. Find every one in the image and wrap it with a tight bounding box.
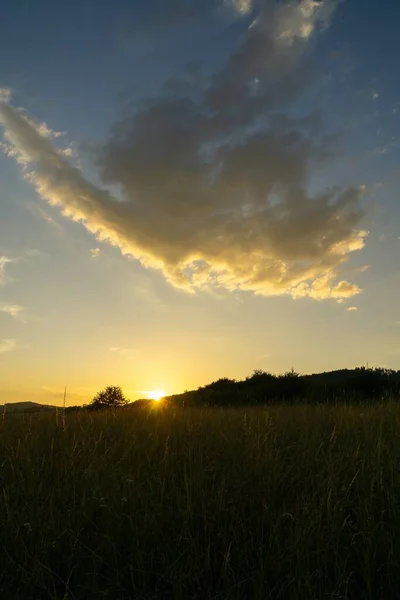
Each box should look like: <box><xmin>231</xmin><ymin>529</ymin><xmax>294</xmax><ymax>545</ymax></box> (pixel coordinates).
<box><xmin>0</xmin><ymin>88</ymin><xmax>11</xmax><ymax>102</ymax></box>
<box><xmin>369</xmin><ymin>138</ymin><xmax>400</xmax><ymax>159</ymax></box>
<box><xmin>90</xmin><ymin>248</ymin><xmax>100</xmax><ymax>258</ymax></box>
<box><xmin>0</xmin><ymin>0</ymin><xmax>366</xmax><ymax>301</ymax></box>
<box><xmin>27</xmin><ymin>202</ymin><xmax>62</xmax><ymax>230</ymax></box>
<box><xmin>1</xmin><ymin>251</ymin><xmax>43</xmax><ymax>292</ymax></box>
<box><xmin>228</xmin><ymin>0</ymin><xmax>253</xmax><ymax>16</ymax></box>
<box><xmin>0</xmin><ymin>303</ymin><xmax>26</xmax><ymax>321</ymax></box>
<box><xmin>0</xmin><ymin>256</ymin><xmax>17</xmax><ymax>285</ymax></box>
<box><xmin>24</xmin><ymin>248</ymin><xmax>43</xmax><ymax>258</ymax></box>
<box><xmin>347</xmin><ymin>306</ymin><xmax>358</xmax><ymax>312</ymax></box>
<box><xmin>274</xmin><ymin>0</ymin><xmax>338</xmax><ymax>44</ymax></box>
<box><xmin>0</xmin><ymin>339</ymin><xmax>18</xmax><ymax>353</ymax></box>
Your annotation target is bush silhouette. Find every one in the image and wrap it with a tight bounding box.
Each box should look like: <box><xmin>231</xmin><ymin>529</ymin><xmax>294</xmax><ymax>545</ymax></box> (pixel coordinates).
<box><xmin>168</xmin><ymin>366</ymin><xmax>400</xmax><ymax>407</ymax></box>
<box><xmin>88</xmin><ymin>386</ymin><xmax>128</xmax><ymax>411</ymax></box>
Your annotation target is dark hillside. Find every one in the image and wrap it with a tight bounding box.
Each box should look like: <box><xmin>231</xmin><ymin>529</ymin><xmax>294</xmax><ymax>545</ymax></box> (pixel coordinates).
<box><xmin>167</xmin><ymin>367</ymin><xmax>400</xmax><ymax>407</ymax></box>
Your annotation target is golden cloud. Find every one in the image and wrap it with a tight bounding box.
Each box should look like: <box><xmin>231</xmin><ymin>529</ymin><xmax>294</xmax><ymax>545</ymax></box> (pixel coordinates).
<box><xmin>0</xmin><ymin>0</ymin><xmax>366</xmax><ymax>301</ymax></box>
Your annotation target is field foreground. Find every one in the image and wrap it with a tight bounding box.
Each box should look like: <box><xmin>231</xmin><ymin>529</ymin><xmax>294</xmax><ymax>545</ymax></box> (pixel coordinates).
<box><xmin>1</xmin><ymin>403</ymin><xmax>400</xmax><ymax>599</ymax></box>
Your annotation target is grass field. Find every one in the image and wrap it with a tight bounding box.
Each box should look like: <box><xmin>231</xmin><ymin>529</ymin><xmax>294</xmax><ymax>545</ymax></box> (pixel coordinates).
<box><xmin>1</xmin><ymin>402</ymin><xmax>400</xmax><ymax>599</ymax></box>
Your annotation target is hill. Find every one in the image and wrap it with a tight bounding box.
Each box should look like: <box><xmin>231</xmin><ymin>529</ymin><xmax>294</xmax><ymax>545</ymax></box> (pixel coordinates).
<box><xmin>166</xmin><ymin>367</ymin><xmax>400</xmax><ymax>407</ymax></box>
<box><xmin>0</xmin><ymin>401</ymin><xmax>57</xmax><ymax>414</ymax></box>
<box><xmin>3</xmin><ymin>367</ymin><xmax>400</xmax><ymax>413</ymax></box>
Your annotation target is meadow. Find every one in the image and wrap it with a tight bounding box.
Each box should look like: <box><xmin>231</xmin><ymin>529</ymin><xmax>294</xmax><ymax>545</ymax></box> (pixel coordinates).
<box><xmin>1</xmin><ymin>402</ymin><xmax>400</xmax><ymax>600</ymax></box>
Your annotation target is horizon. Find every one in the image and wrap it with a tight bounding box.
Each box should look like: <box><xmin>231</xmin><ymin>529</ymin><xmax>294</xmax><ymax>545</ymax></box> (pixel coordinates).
<box><xmin>1</xmin><ymin>363</ymin><xmax>398</xmax><ymax>407</ymax></box>
<box><xmin>1</xmin><ymin>0</ymin><xmax>400</xmax><ymax>406</ymax></box>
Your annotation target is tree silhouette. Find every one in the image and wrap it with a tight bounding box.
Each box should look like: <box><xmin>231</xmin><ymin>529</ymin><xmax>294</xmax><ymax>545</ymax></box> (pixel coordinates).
<box><xmin>88</xmin><ymin>386</ymin><xmax>128</xmax><ymax>410</ymax></box>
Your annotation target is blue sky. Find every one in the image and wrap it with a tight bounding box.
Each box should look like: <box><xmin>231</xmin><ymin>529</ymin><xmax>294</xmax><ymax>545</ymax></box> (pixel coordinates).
<box><xmin>0</xmin><ymin>0</ymin><xmax>399</xmax><ymax>405</ymax></box>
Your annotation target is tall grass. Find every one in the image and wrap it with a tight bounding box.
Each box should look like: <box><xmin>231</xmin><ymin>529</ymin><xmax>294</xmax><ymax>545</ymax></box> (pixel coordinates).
<box><xmin>1</xmin><ymin>402</ymin><xmax>400</xmax><ymax>599</ymax></box>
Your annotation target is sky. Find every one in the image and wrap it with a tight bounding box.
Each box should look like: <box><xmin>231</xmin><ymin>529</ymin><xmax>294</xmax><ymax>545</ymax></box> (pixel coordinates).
<box><xmin>0</xmin><ymin>0</ymin><xmax>399</xmax><ymax>406</ymax></box>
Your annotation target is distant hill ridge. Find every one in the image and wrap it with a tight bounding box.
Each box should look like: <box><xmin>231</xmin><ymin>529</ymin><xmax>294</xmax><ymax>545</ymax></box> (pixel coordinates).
<box><xmin>2</xmin><ymin>368</ymin><xmax>400</xmax><ymax>413</ymax></box>
<box><xmin>0</xmin><ymin>401</ymin><xmax>57</xmax><ymax>414</ymax></box>
<box><xmin>166</xmin><ymin>367</ymin><xmax>400</xmax><ymax>406</ymax></box>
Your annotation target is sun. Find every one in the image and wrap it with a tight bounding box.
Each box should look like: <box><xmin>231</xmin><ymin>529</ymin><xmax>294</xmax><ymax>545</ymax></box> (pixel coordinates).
<box><xmin>146</xmin><ymin>389</ymin><xmax>166</xmax><ymax>402</ymax></box>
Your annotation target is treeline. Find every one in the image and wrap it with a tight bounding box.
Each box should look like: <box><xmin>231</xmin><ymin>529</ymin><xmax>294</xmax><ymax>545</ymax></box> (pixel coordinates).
<box><xmin>167</xmin><ymin>367</ymin><xmax>400</xmax><ymax>407</ymax></box>
<box><xmin>63</xmin><ymin>367</ymin><xmax>400</xmax><ymax>412</ymax></box>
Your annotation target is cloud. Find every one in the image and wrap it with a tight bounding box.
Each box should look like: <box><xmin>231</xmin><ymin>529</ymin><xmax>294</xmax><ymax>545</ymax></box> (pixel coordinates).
<box><xmin>0</xmin><ymin>0</ymin><xmax>367</xmax><ymax>301</ymax></box>
<box><xmin>1</xmin><ymin>251</ymin><xmax>42</xmax><ymax>287</ymax></box>
<box><xmin>0</xmin><ymin>339</ymin><xmax>18</xmax><ymax>353</ymax></box>
<box><xmin>0</xmin><ymin>88</ymin><xmax>11</xmax><ymax>102</ymax></box>
<box><xmin>370</xmin><ymin>138</ymin><xmax>400</xmax><ymax>159</ymax></box>
<box><xmin>90</xmin><ymin>248</ymin><xmax>100</xmax><ymax>258</ymax></box>
<box><xmin>0</xmin><ymin>256</ymin><xmax>17</xmax><ymax>285</ymax></box>
<box><xmin>228</xmin><ymin>0</ymin><xmax>253</xmax><ymax>16</ymax></box>
<box><xmin>0</xmin><ymin>304</ymin><xmax>26</xmax><ymax>321</ymax></box>
<box><xmin>0</xmin><ymin>257</ymin><xmax>10</xmax><ymax>284</ymax></box>
<box><xmin>120</xmin><ymin>0</ymin><xmax>253</xmax><ymax>39</ymax></box>
<box><xmin>29</xmin><ymin>120</ymin><xmax>65</xmax><ymax>140</ymax></box>
<box><xmin>359</xmin><ymin>265</ymin><xmax>370</xmax><ymax>273</ymax></box>
<box><xmin>292</xmin><ymin>277</ymin><xmax>362</xmax><ymax>300</ymax></box>
<box><xmin>347</xmin><ymin>306</ymin><xmax>358</xmax><ymax>312</ymax></box>
<box><xmin>59</xmin><ymin>147</ymin><xmax>75</xmax><ymax>158</ymax></box>
<box><xmin>274</xmin><ymin>0</ymin><xmax>337</xmax><ymax>44</ymax></box>
<box><xmin>25</xmin><ymin>248</ymin><xmax>42</xmax><ymax>258</ymax></box>
<box><xmin>27</xmin><ymin>202</ymin><xmax>63</xmax><ymax>230</ymax></box>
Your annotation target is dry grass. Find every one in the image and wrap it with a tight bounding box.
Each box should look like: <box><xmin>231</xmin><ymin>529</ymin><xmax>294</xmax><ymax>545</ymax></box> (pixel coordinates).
<box><xmin>1</xmin><ymin>402</ymin><xmax>400</xmax><ymax>599</ymax></box>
